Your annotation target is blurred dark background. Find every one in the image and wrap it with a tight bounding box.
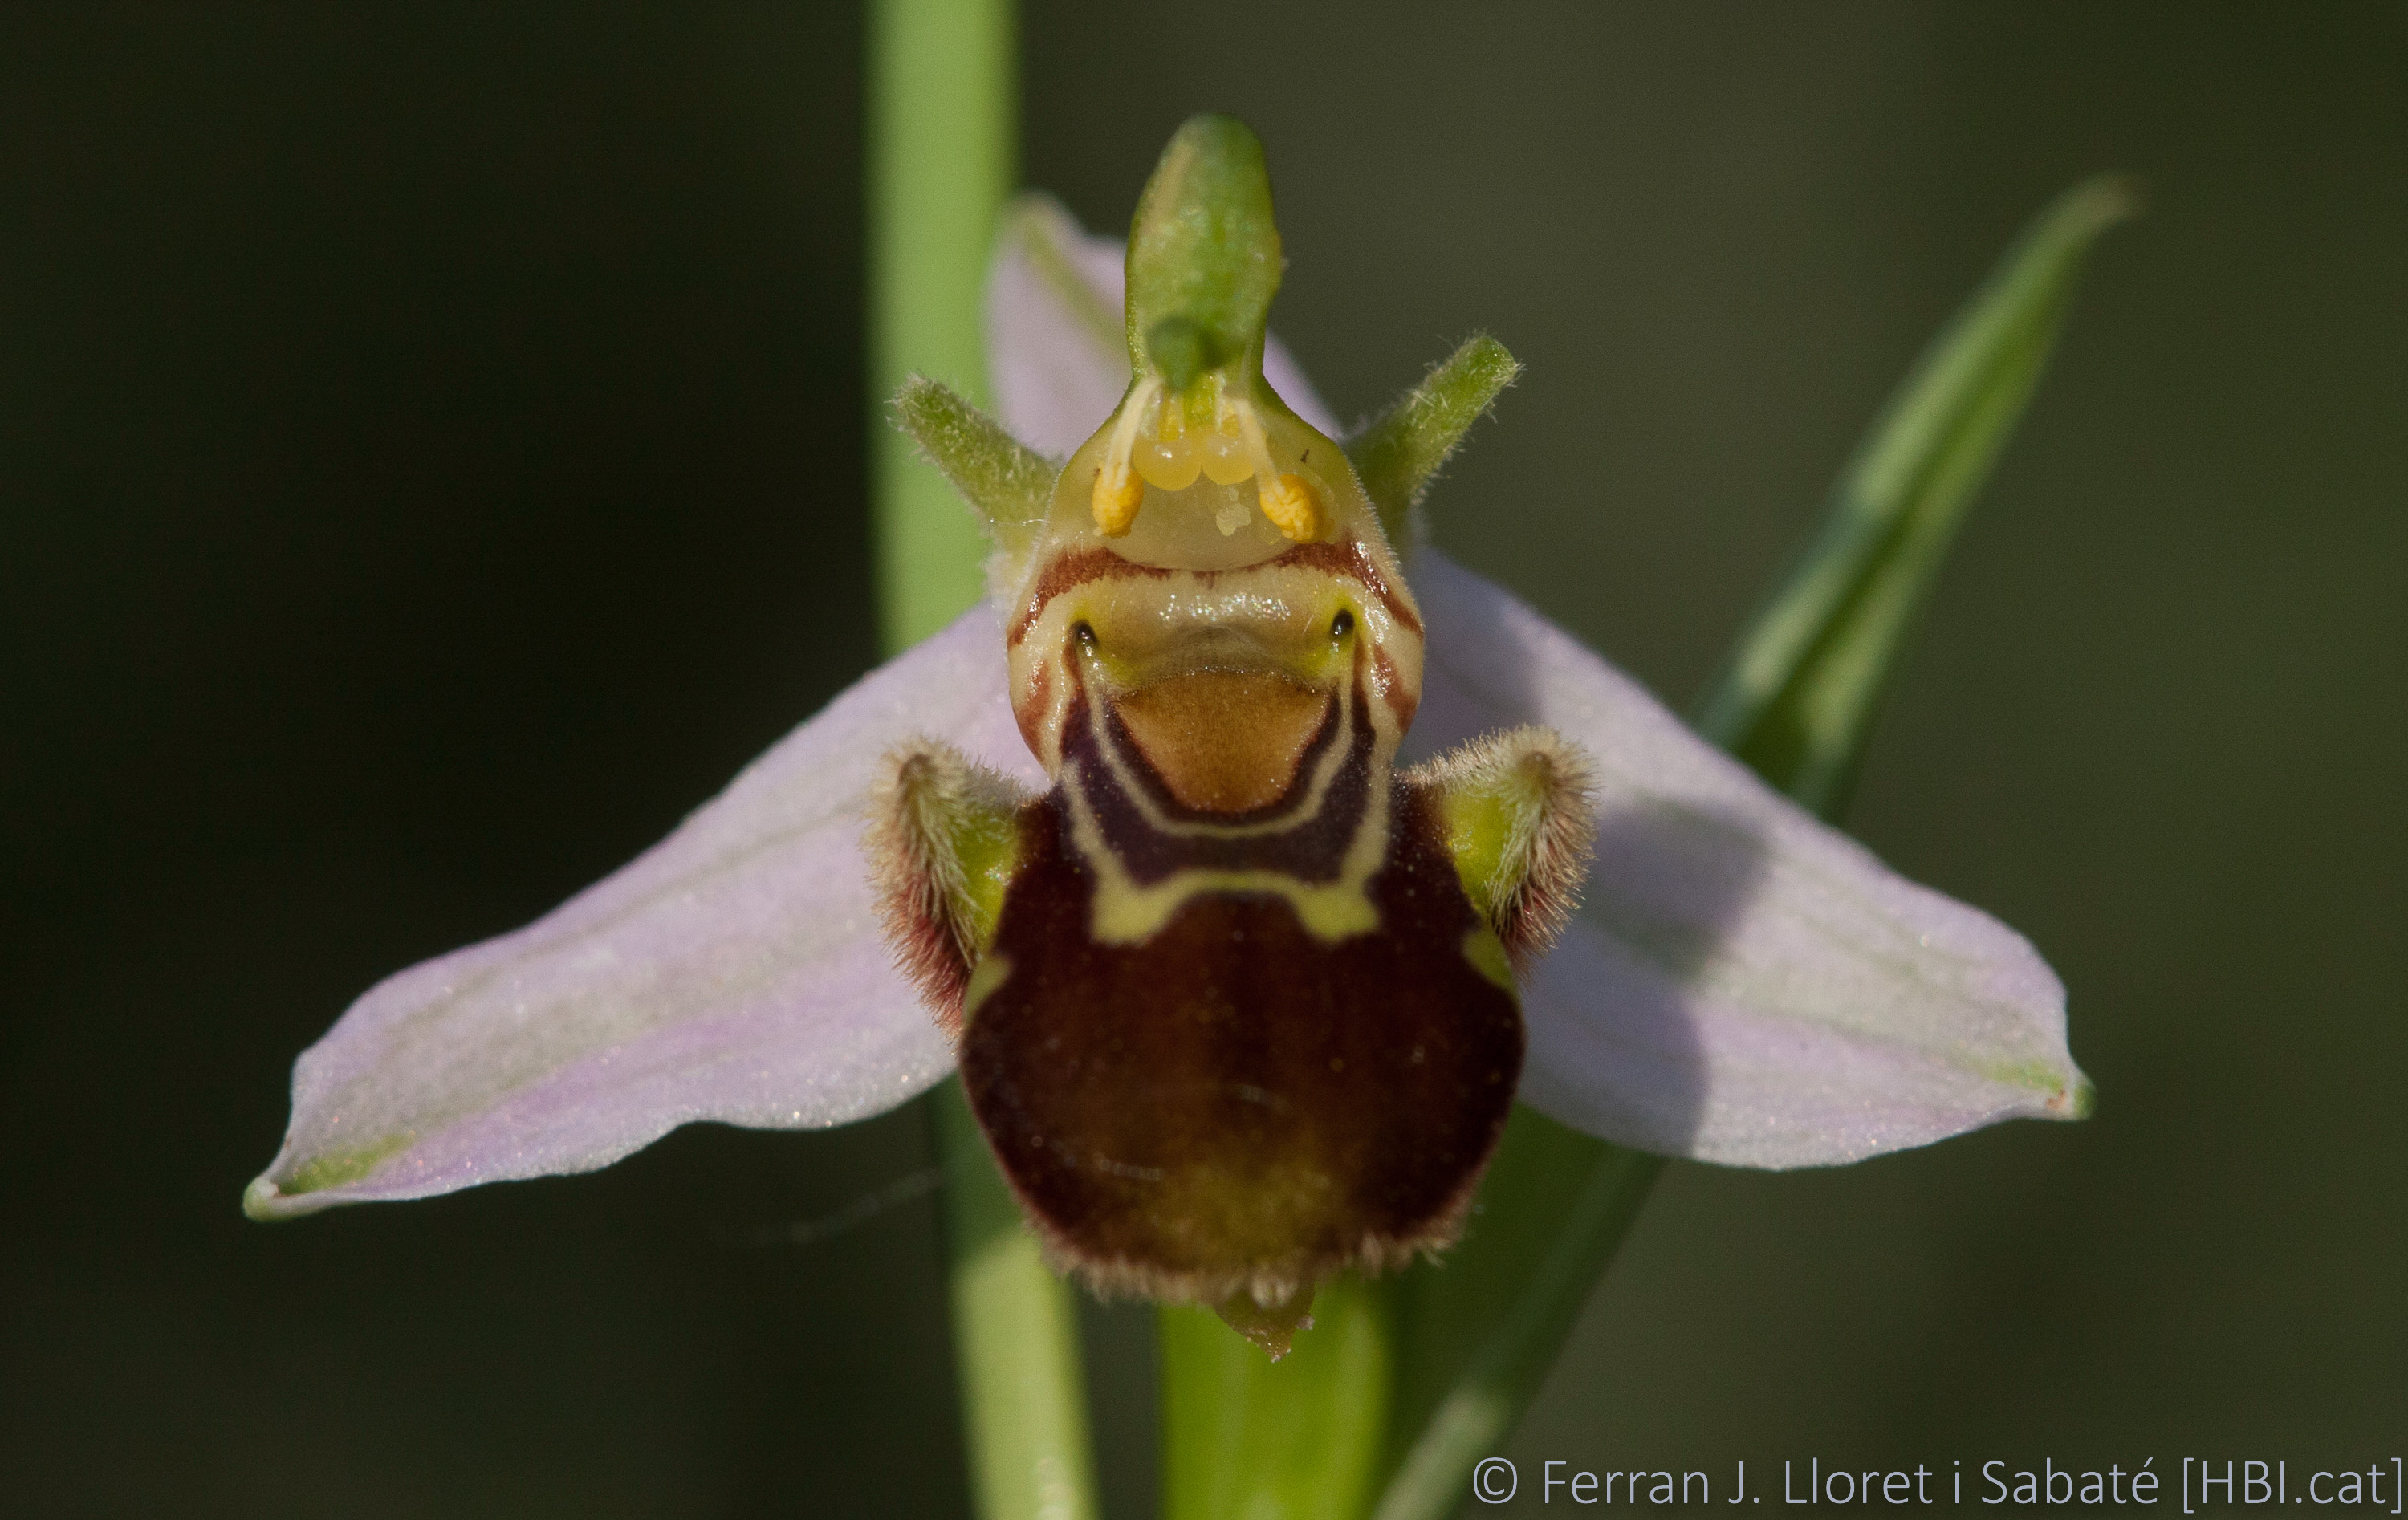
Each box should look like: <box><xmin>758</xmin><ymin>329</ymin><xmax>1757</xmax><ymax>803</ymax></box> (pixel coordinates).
<box><xmin>4</xmin><ymin>3</ymin><xmax>2402</xmax><ymax>1514</ymax></box>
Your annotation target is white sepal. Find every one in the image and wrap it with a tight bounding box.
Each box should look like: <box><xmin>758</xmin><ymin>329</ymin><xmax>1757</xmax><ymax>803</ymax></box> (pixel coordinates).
<box><xmin>1409</xmin><ymin>549</ymin><xmax>2087</xmax><ymax>1168</ymax></box>
<box><xmin>246</xmin><ymin>605</ymin><xmax>1039</xmax><ymax>1218</ymax></box>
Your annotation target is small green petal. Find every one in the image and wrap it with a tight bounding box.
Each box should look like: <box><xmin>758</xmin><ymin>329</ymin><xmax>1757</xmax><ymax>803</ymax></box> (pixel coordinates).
<box><xmin>1346</xmin><ymin>335</ymin><xmax>1522</xmax><ymax>544</ymax></box>
<box><xmin>890</xmin><ymin>376</ymin><xmax>1056</xmax><ymax>557</ymax></box>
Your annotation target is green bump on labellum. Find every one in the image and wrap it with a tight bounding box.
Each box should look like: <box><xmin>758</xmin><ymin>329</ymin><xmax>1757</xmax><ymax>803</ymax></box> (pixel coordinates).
<box><xmin>1460</xmin><ymin>927</ymin><xmax>1515</xmax><ymax>994</ymax></box>
<box><xmin>959</xmin><ymin>954</ymin><xmax>1013</xmax><ymax>1026</ymax></box>
<box><xmin>945</xmin><ymin>795</ymin><xmax>1023</xmax><ymax>954</ymax></box>
<box><xmin>1125</xmin><ymin>115</ymin><xmax>1282</xmax><ymax>389</ymax></box>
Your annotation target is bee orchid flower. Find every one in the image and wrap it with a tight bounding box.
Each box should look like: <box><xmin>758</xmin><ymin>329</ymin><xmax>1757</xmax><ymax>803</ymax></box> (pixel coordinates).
<box><xmin>246</xmin><ymin>120</ymin><xmax>2086</xmax><ymax>1334</ymax></box>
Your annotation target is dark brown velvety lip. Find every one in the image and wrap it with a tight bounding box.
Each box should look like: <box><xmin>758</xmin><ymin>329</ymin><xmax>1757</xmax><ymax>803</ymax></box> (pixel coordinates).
<box><xmin>958</xmin><ymin>778</ymin><xmax>1522</xmax><ymax>1294</ymax></box>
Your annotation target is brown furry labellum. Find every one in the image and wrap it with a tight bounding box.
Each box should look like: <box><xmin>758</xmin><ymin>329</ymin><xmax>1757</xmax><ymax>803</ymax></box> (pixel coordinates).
<box><xmin>869</xmin><ymin>543</ymin><xmax>1595</xmax><ymax>1359</ymax></box>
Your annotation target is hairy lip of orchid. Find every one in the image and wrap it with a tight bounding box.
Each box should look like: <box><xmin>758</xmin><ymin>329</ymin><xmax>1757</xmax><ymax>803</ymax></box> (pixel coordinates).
<box><xmin>246</xmin><ymin>115</ymin><xmax>2089</xmax><ymax>1355</ymax></box>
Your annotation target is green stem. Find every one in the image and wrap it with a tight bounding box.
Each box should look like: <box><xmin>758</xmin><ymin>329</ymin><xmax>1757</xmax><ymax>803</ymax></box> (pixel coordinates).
<box><xmin>867</xmin><ymin>4</ymin><xmax>1100</xmax><ymax>1518</ymax></box>
<box><xmin>870</xmin><ymin>0</ymin><xmax>1016</xmax><ymax>650</ymax></box>
<box><xmin>1374</xmin><ymin>1142</ymin><xmax>1660</xmax><ymax>1520</ymax></box>
<box><xmin>1160</xmin><ymin>1284</ymin><xmax>1393</xmax><ymax>1520</ymax></box>
<box><xmin>934</xmin><ymin>1081</ymin><xmax>1100</xmax><ymax>1520</ymax></box>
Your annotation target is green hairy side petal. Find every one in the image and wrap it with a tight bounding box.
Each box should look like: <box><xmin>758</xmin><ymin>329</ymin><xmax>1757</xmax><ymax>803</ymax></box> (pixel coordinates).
<box><xmin>1347</xmin><ymin>335</ymin><xmax>1523</xmax><ymax>543</ymax></box>
<box><xmin>891</xmin><ymin>376</ymin><xmax>1056</xmax><ymax>557</ymax></box>
<box><xmin>1126</xmin><ymin>115</ymin><xmax>1283</xmax><ymax>385</ymax></box>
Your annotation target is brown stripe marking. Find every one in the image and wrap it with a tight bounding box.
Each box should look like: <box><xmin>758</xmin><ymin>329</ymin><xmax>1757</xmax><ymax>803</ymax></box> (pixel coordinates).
<box><xmin>1009</xmin><ymin>538</ymin><xmax>1422</xmax><ymax>648</ymax></box>
<box><xmin>1010</xmin><ymin>547</ymin><xmax>1173</xmax><ymax>646</ymax></box>
<box><xmin>1370</xmin><ymin>644</ymin><xmax>1418</xmax><ymax>730</ymax></box>
<box><xmin>1269</xmin><ymin>539</ymin><xmax>1423</xmax><ymax>638</ymax></box>
<box><xmin>1015</xmin><ymin>658</ymin><xmax>1055</xmax><ymax>760</ymax></box>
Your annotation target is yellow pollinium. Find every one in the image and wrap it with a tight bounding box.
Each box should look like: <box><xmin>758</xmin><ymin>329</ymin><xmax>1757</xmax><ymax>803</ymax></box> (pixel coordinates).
<box><xmin>1256</xmin><ymin>473</ymin><xmax>1322</xmax><ymax>542</ymax></box>
<box><xmin>1134</xmin><ymin>433</ymin><xmax>1202</xmax><ymax>491</ymax></box>
<box><xmin>1092</xmin><ymin>457</ymin><xmax>1145</xmax><ymax>535</ymax></box>
<box><xmin>1089</xmin><ymin>379</ymin><xmax>1322</xmax><ymax>543</ymax></box>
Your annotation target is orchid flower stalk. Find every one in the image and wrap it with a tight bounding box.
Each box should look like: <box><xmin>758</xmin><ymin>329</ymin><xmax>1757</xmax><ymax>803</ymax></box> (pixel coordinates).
<box><xmin>244</xmin><ymin>55</ymin><xmax>2121</xmax><ymax>1520</ymax></box>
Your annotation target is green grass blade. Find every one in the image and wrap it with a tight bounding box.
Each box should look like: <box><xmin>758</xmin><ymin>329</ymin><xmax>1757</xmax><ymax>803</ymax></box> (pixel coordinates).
<box><xmin>1697</xmin><ymin>174</ymin><xmax>2138</xmax><ymax>804</ymax></box>
<box><xmin>1374</xmin><ymin>1118</ymin><xmax>1659</xmax><ymax>1520</ymax></box>
<box><xmin>1367</xmin><ymin>175</ymin><xmax>2132</xmax><ymax>1520</ymax></box>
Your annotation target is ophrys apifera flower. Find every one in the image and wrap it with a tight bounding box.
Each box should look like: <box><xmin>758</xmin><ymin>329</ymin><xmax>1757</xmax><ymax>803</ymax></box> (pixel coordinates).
<box><xmin>246</xmin><ymin>117</ymin><xmax>2086</xmax><ymax>1355</ymax></box>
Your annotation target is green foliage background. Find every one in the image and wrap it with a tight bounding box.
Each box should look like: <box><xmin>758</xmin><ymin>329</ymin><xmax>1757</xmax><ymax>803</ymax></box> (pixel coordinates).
<box><xmin>3</xmin><ymin>3</ymin><xmax>2401</xmax><ymax>1514</ymax></box>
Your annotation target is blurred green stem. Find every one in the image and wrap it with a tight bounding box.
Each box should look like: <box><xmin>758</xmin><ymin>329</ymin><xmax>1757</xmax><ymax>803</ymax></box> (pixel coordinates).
<box><xmin>934</xmin><ymin>1080</ymin><xmax>1100</xmax><ymax>1520</ymax></box>
<box><xmin>869</xmin><ymin>3</ymin><xmax>1100</xmax><ymax>1519</ymax></box>
<box><xmin>1161</xmin><ymin>1282</ymin><xmax>1394</xmax><ymax>1520</ymax></box>
<box><xmin>871</xmin><ymin>0</ymin><xmax>1015</xmax><ymax>652</ymax></box>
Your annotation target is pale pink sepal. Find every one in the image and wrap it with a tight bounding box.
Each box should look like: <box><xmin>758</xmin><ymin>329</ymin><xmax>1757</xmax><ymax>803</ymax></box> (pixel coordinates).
<box><xmin>246</xmin><ymin>606</ymin><xmax>1039</xmax><ymax>1218</ymax></box>
<box><xmin>1409</xmin><ymin>549</ymin><xmax>2089</xmax><ymax>1168</ymax></box>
